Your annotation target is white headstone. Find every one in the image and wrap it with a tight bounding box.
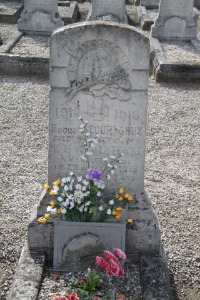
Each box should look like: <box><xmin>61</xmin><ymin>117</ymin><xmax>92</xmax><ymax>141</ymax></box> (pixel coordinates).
<box><xmin>49</xmin><ymin>21</ymin><xmax>149</xmax><ymax>196</ymax></box>
<box><xmin>89</xmin><ymin>0</ymin><xmax>127</xmax><ymax>23</ymax></box>
<box><xmin>18</xmin><ymin>0</ymin><xmax>63</xmax><ymax>34</ymax></box>
<box><xmin>151</xmin><ymin>0</ymin><xmax>197</xmax><ymax>40</ymax></box>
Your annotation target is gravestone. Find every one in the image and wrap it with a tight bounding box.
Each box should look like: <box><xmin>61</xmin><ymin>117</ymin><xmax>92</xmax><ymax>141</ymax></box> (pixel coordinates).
<box><xmin>28</xmin><ymin>21</ymin><xmax>161</xmax><ymax>266</ymax></box>
<box><xmin>89</xmin><ymin>0</ymin><xmax>127</xmax><ymax>23</ymax></box>
<box><xmin>49</xmin><ymin>22</ymin><xmax>149</xmax><ymax>197</ymax></box>
<box><xmin>18</xmin><ymin>0</ymin><xmax>63</xmax><ymax>35</ymax></box>
<box><xmin>151</xmin><ymin>0</ymin><xmax>197</xmax><ymax>40</ymax></box>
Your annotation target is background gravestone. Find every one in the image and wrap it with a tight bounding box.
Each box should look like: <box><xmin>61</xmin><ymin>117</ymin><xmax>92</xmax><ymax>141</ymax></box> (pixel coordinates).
<box><xmin>88</xmin><ymin>0</ymin><xmax>127</xmax><ymax>23</ymax></box>
<box><xmin>18</xmin><ymin>0</ymin><xmax>64</xmax><ymax>34</ymax></box>
<box><xmin>151</xmin><ymin>0</ymin><xmax>197</xmax><ymax>40</ymax></box>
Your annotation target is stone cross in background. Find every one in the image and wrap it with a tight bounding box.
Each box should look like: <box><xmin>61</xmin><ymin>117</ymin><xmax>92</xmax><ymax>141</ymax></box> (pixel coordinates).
<box><xmin>89</xmin><ymin>0</ymin><xmax>127</xmax><ymax>23</ymax></box>
<box><xmin>151</xmin><ymin>0</ymin><xmax>197</xmax><ymax>40</ymax></box>
<box><xmin>18</xmin><ymin>0</ymin><xmax>63</xmax><ymax>35</ymax></box>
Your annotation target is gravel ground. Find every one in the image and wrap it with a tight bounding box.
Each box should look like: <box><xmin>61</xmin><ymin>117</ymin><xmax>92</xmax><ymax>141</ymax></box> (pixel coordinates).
<box><xmin>0</xmin><ymin>1</ymin><xmax>22</xmax><ymax>14</ymax></box>
<box><xmin>38</xmin><ymin>265</ymin><xmax>142</xmax><ymax>300</ymax></box>
<box><xmin>0</xmin><ymin>77</ymin><xmax>199</xmax><ymax>300</ymax></box>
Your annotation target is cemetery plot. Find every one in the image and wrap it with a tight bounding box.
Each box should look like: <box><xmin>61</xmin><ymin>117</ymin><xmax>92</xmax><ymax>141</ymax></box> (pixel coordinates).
<box><xmin>0</xmin><ymin>1</ymin><xmax>23</xmax><ymax>24</ymax></box>
<box><xmin>160</xmin><ymin>41</ymin><xmax>200</xmax><ymax>63</ymax></box>
<box><xmin>10</xmin><ymin>35</ymin><xmax>50</xmax><ymax>57</ymax></box>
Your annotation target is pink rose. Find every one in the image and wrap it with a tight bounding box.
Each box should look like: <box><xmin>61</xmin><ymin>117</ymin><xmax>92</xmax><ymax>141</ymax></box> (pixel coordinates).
<box><xmin>55</xmin><ymin>297</ymin><xmax>68</xmax><ymax>300</ymax></box>
<box><xmin>103</xmin><ymin>250</ymin><xmax>118</xmax><ymax>261</ymax></box>
<box><xmin>105</xmin><ymin>259</ymin><xmax>124</xmax><ymax>278</ymax></box>
<box><xmin>95</xmin><ymin>256</ymin><xmax>108</xmax><ymax>269</ymax></box>
<box><xmin>113</xmin><ymin>248</ymin><xmax>126</xmax><ymax>260</ymax></box>
<box><xmin>66</xmin><ymin>292</ymin><xmax>80</xmax><ymax>300</ymax></box>
<box><xmin>92</xmin><ymin>297</ymin><xmax>102</xmax><ymax>300</ymax></box>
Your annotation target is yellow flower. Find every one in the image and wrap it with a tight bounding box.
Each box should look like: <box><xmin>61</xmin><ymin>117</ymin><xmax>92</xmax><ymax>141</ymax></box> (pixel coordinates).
<box><xmin>116</xmin><ymin>207</ymin><xmax>122</xmax><ymax>211</ymax></box>
<box><xmin>127</xmin><ymin>218</ymin><xmax>134</xmax><ymax>223</ymax></box>
<box><xmin>53</xmin><ymin>179</ymin><xmax>61</xmax><ymax>186</ymax></box>
<box><xmin>116</xmin><ymin>213</ymin><xmax>121</xmax><ymax>219</ymax></box>
<box><xmin>57</xmin><ymin>208</ymin><xmax>62</xmax><ymax>214</ymax></box>
<box><xmin>38</xmin><ymin>217</ymin><xmax>47</xmax><ymax>223</ymax></box>
<box><xmin>45</xmin><ymin>214</ymin><xmax>50</xmax><ymax>219</ymax></box>
<box><xmin>124</xmin><ymin>193</ymin><xmax>133</xmax><ymax>200</ymax></box>
<box><xmin>50</xmin><ymin>200</ymin><xmax>55</xmax><ymax>208</ymax></box>
<box><xmin>118</xmin><ymin>196</ymin><xmax>123</xmax><ymax>201</ymax></box>
<box><xmin>43</xmin><ymin>183</ymin><xmax>49</xmax><ymax>190</ymax></box>
<box><xmin>118</xmin><ymin>187</ymin><xmax>124</xmax><ymax>194</ymax></box>
<box><xmin>127</xmin><ymin>194</ymin><xmax>133</xmax><ymax>201</ymax></box>
<box><xmin>115</xmin><ymin>193</ymin><xmax>120</xmax><ymax>199</ymax></box>
<box><xmin>112</xmin><ymin>210</ymin><xmax>118</xmax><ymax>216</ymax></box>
<box><xmin>49</xmin><ymin>190</ymin><xmax>56</xmax><ymax>196</ymax></box>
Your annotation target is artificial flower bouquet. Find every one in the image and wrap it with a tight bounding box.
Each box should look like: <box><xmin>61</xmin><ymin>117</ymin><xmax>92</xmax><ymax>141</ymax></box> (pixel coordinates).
<box><xmin>38</xmin><ymin>117</ymin><xmax>134</xmax><ymax>224</ymax></box>
<box><xmin>52</xmin><ymin>248</ymin><xmax>126</xmax><ymax>300</ymax></box>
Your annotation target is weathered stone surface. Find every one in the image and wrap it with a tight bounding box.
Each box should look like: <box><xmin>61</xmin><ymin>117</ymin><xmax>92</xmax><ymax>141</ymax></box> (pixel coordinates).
<box><xmin>49</xmin><ymin>21</ymin><xmax>149</xmax><ymax>196</ymax></box>
<box><xmin>18</xmin><ymin>0</ymin><xmax>64</xmax><ymax>35</ymax></box>
<box><xmin>54</xmin><ymin>221</ymin><xmax>126</xmax><ymax>270</ymax></box>
<box><xmin>141</xmin><ymin>0</ymin><xmax>160</xmax><ymax>8</ymax></box>
<box><xmin>58</xmin><ymin>1</ymin><xmax>79</xmax><ymax>25</ymax></box>
<box><xmin>140</xmin><ymin>252</ymin><xmax>175</xmax><ymax>300</ymax></box>
<box><xmin>89</xmin><ymin>0</ymin><xmax>127</xmax><ymax>23</ymax></box>
<box><xmin>151</xmin><ymin>0</ymin><xmax>197</xmax><ymax>40</ymax></box>
<box><xmin>0</xmin><ymin>33</ymin><xmax>2</xmax><ymax>46</ymax></box>
<box><xmin>126</xmin><ymin>193</ymin><xmax>161</xmax><ymax>261</ymax></box>
<box><xmin>7</xmin><ymin>243</ymin><xmax>45</xmax><ymax>300</ymax></box>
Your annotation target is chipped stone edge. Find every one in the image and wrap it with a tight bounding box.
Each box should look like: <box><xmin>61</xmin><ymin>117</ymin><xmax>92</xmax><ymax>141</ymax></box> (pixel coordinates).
<box><xmin>6</xmin><ymin>241</ymin><xmax>45</xmax><ymax>300</ymax></box>
<box><xmin>150</xmin><ymin>37</ymin><xmax>200</xmax><ymax>83</ymax></box>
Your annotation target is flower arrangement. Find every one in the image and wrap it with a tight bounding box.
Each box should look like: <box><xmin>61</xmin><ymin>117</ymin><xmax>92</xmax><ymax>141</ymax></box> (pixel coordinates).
<box><xmin>38</xmin><ymin>117</ymin><xmax>134</xmax><ymax>224</ymax></box>
<box><xmin>52</xmin><ymin>248</ymin><xmax>126</xmax><ymax>300</ymax></box>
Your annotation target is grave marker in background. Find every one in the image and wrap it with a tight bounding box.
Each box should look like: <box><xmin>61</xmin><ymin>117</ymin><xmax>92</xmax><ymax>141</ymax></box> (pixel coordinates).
<box><xmin>18</xmin><ymin>0</ymin><xmax>63</xmax><ymax>34</ymax></box>
<box><xmin>89</xmin><ymin>0</ymin><xmax>127</xmax><ymax>23</ymax></box>
<box><xmin>151</xmin><ymin>0</ymin><xmax>197</xmax><ymax>40</ymax></box>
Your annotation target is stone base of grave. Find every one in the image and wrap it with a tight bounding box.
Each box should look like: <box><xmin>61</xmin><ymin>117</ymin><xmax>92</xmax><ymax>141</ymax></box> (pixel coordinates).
<box><xmin>0</xmin><ymin>2</ymin><xmax>23</xmax><ymax>24</ymax></box>
<box><xmin>17</xmin><ymin>10</ymin><xmax>64</xmax><ymax>35</ymax></box>
<box><xmin>58</xmin><ymin>1</ymin><xmax>79</xmax><ymax>25</ymax></box>
<box><xmin>28</xmin><ymin>190</ymin><xmax>161</xmax><ymax>266</ymax></box>
<box><xmin>151</xmin><ymin>18</ymin><xmax>197</xmax><ymax>41</ymax></box>
<box><xmin>150</xmin><ymin>37</ymin><xmax>200</xmax><ymax>83</ymax></box>
<box><xmin>133</xmin><ymin>0</ymin><xmax>159</xmax><ymax>9</ymax></box>
<box><xmin>137</xmin><ymin>6</ymin><xmax>154</xmax><ymax>30</ymax></box>
<box><xmin>7</xmin><ymin>242</ymin><xmax>175</xmax><ymax>300</ymax></box>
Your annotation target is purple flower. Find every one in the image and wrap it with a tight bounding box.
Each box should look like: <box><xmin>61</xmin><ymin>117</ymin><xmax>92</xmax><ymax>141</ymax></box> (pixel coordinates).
<box><xmin>87</xmin><ymin>169</ymin><xmax>102</xmax><ymax>181</ymax></box>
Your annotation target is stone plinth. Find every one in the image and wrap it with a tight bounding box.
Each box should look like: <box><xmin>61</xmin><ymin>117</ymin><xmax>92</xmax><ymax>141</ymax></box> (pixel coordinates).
<box><xmin>151</xmin><ymin>0</ymin><xmax>197</xmax><ymax>40</ymax></box>
<box><xmin>134</xmin><ymin>0</ymin><xmax>160</xmax><ymax>9</ymax></box>
<box><xmin>18</xmin><ymin>0</ymin><xmax>64</xmax><ymax>35</ymax></box>
<box><xmin>89</xmin><ymin>0</ymin><xmax>127</xmax><ymax>23</ymax></box>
